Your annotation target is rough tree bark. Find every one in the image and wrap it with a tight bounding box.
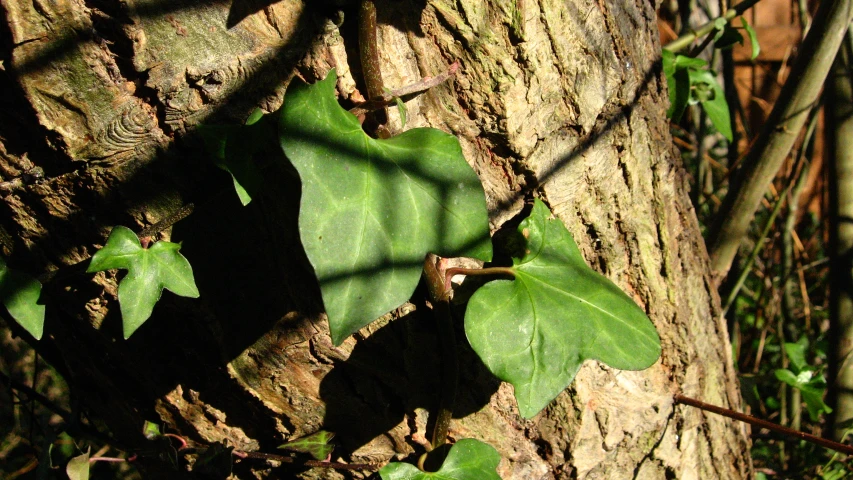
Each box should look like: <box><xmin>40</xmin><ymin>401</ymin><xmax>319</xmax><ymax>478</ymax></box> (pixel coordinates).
<box><xmin>0</xmin><ymin>0</ymin><xmax>751</xmax><ymax>478</ymax></box>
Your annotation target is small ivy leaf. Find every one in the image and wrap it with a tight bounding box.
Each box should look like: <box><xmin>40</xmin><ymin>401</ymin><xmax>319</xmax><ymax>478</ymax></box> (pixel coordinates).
<box><xmin>673</xmin><ymin>54</ymin><xmax>708</xmax><ymax>70</ymax></box>
<box><xmin>198</xmin><ymin>110</ymin><xmax>272</xmax><ymax>206</ymax></box>
<box><xmin>465</xmin><ymin>199</ymin><xmax>661</xmax><ymax>418</ymax></box>
<box><xmin>246</xmin><ymin>107</ymin><xmax>266</xmax><ymax>125</ymax></box>
<box><xmin>663</xmin><ymin>51</ymin><xmax>690</xmax><ymax>121</ymax></box>
<box><xmin>784</xmin><ymin>338</ymin><xmax>809</xmax><ymax>373</ymax></box>
<box><xmin>87</xmin><ymin>226</ymin><xmax>199</xmax><ymax>339</ymax></box>
<box><xmin>775</xmin><ymin>368</ymin><xmax>832</xmax><ymax>421</ymax></box>
<box><xmin>278</xmin><ymin>430</ymin><xmax>334</xmax><ymax>460</ymax></box>
<box><xmin>66</xmin><ymin>449</ymin><xmax>90</xmax><ymax>480</ymax></box>
<box><xmin>383</xmin><ymin>87</ymin><xmax>409</xmax><ymax>129</ymax></box>
<box><xmin>714</xmin><ymin>24</ymin><xmax>743</xmax><ymax>50</ymax></box>
<box><xmin>712</xmin><ymin>17</ymin><xmax>728</xmax><ymax>41</ymax></box>
<box><xmin>662</xmin><ymin>49</ymin><xmax>675</xmax><ymax>77</ymax></box>
<box><xmin>688</xmin><ymin>69</ymin><xmax>733</xmax><ymax>141</ymax></box>
<box><xmin>0</xmin><ymin>257</ymin><xmax>45</xmax><ymax>339</ymax></box>
<box><xmin>741</xmin><ymin>18</ymin><xmax>761</xmax><ymax>60</ymax></box>
<box><xmin>142</xmin><ymin>420</ymin><xmax>162</xmax><ymax>440</ymax></box>
<box><xmin>379</xmin><ymin>439</ymin><xmax>501</xmax><ymax>480</ymax></box>
<box><xmin>279</xmin><ymin>70</ymin><xmax>492</xmax><ymax>345</ymax></box>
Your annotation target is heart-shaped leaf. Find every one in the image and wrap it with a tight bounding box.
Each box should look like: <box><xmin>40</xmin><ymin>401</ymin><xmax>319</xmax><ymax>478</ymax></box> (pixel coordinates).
<box><xmin>88</xmin><ymin>226</ymin><xmax>199</xmax><ymax>339</ymax></box>
<box><xmin>0</xmin><ymin>257</ymin><xmax>45</xmax><ymax>339</ymax></box>
<box><xmin>379</xmin><ymin>439</ymin><xmax>501</xmax><ymax>480</ymax></box>
<box><xmin>278</xmin><ymin>70</ymin><xmax>492</xmax><ymax>344</ymax></box>
<box><xmin>278</xmin><ymin>430</ymin><xmax>334</xmax><ymax>460</ymax></box>
<box><xmin>66</xmin><ymin>450</ymin><xmax>90</xmax><ymax>480</ymax></box>
<box><xmin>464</xmin><ymin>199</ymin><xmax>660</xmax><ymax>417</ymax></box>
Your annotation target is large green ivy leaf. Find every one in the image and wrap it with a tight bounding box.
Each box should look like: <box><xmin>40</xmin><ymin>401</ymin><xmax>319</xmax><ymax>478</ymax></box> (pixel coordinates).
<box><xmin>0</xmin><ymin>257</ymin><xmax>45</xmax><ymax>339</ymax></box>
<box><xmin>278</xmin><ymin>70</ymin><xmax>492</xmax><ymax>344</ymax></box>
<box><xmin>465</xmin><ymin>199</ymin><xmax>660</xmax><ymax>418</ymax></box>
<box><xmin>278</xmin><ymin>430</ymin><xmax>334</xmax><ymax>460</ymax></box>
<box><xmin>379</xmin><ymin>439</ymin><xmax>501</xmax><ymax>480</ymax></box>
<box><xmin>87</xmin><ymin>226</ymin><xmax>199</xmax><ymax>339</ymax></box>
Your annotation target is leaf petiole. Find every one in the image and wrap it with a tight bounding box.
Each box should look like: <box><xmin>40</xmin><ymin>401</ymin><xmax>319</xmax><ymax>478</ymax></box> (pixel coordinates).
<box><xmin>443</xmin><ymin>266</ymin><xmax>515</xmax><ymax>292</ymax></box>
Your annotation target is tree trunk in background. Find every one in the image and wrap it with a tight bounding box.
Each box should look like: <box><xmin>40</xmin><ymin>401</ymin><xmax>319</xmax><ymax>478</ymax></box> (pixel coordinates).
<box><xmin>827</xmin><ymin>30</ymin><xmax>853</xmax><ymax>442</ymax></box>
<box><xmin>0</xmin><ymin>0</ymin><xmax>751</xmax><ymax>478</ymax></box>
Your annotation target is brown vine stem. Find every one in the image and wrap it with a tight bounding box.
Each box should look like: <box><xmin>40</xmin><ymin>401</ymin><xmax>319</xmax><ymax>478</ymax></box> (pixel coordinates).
<box><xmin>348</xmin><ymin>62</ymin><xmax>461</xmax><ymax>118</ymax></box>
<box><xmin>423</xmin><ymin>254</ymin><xmax>455</xmax><ymax>451</ymax></box>
<box><xmin>674</xmin><ymin>394</ymin><xmax>853</xmax><ymax>455</ymax></box>
<box><xmin>443</xmin><ymin>266</ymin><xmax>516</xmax><ymax>292</ymax></box>
<box><xmin>231</xmin><ymin>450</ymin><xmax>376</xmax><ymax>470</ymax></box>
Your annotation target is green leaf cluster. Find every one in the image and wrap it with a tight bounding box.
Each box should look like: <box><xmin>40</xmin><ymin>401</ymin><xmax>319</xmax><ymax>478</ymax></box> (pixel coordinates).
<box><xmin>272</xmin><ymin>71</ymin><xmax>661</xmax><ymax>417</ymax></box>
<box><xmin>87</xmin><ymin>226</ymin><xmax>199</xmax><ymax>339</ymax></box>
<box><xmin>774</xmin><ymin>339</ymin><xmax>832</xmax><ymax>421</ymax></box>
<box><xmin>662</xmin><ymin>50</ymin><xmax>732</xmax><ymax>141</ymax></box>
<box><xmin>379</xmin><ymin>439</ymin><xmax>501</xmax><ymax>480</ymax></box>
<box><xmin>0</xmin><ymin>257</ymin><xmax>45</xmax><ymax>339</ymax></box>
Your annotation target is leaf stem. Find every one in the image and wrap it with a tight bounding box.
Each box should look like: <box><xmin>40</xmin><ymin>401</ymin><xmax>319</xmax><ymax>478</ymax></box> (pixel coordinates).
<box><xmin>443</xmin><ymin>266</ymin><xmax>516</xmax><ymax>292</ymax></box>
<box><xmin>348</xmin><ymin>62</ymin><xmax>460</xmax><ymax>117</ymax></box>
<box><xmin>674</xmin><ymin>394</ymin><xmax>853</xmax><ymax>455</ymax></box>
<box><xmin>423</xmin><ymin>254</ymin><xmax>456</xmax><ymax>450</ymax></box>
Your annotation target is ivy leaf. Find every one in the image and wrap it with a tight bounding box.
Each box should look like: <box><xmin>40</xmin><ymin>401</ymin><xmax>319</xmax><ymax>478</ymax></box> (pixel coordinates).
<box><xmin>688</xmin><ymin>69</ymin><xmax>733</xmax><ymax>141</ymax></box>
<box><xmin>278</xmin><ymin>430</ymin><xmax>334</xmax><ymax>460</ymax></box>
<box><xmin>775</xmin><ymin>368</ymin><xmax>832</xmax><ymax>421</ymax></box>
<box><xmin>383</xmin><ymin>87</ymin><xmax>408</xmax><ymax>129</ymax></box>
<box><xmin>0</xmin><ymin>257</ymin><xmax>45</xmax><ymax>339</ymax></box>
<box><xmin>278</xmin><ymin>70</ymin><xmax>492</xmax><ymax>344</ymax></box>
<box><xmin>198</xmin><ymin>108</ymin><xmax>272</xmax><ymax>206</ymax></box>
<box><xmin>87</xmin><ymin>226</ymin><xmax>199</xmax><ymax>339</ymax></box>
<box><xmin>714</xmin><ymin>23</ymin><xmax>743</xmax><ymax>50</ymax></box>
<box><xmin>741</xmin><ymin>18</ymin><xmax>761</xmax><ymax>60</ymax></box>
<box><xmin>142</xmin><ymin>420</ymin><xmax>162</xmax><ymax>440</ymax></box>
<box><xmin>379</xmin><ymin>439</ymin><xmax>501</xmax><ymax>480</ymax></box>
<box><xmin>66</xmin><ymin>449</ymin><xmax>90</xmax><ymax>480</ymax></box>
<box><xmin>784</xmin><ymin>338</ymin><xmax>809</xmax><ymax>373</ymax></box>
<box><xmin>464</xmin><ymin>199</ymin><xmax>660</xmax><ymax>418</ymax></box>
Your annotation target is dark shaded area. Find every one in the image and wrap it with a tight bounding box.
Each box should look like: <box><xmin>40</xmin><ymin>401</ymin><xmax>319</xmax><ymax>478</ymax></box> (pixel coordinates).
<box><xmin>319</xmin><ymin>287</ymin><xmax>499</xmax><ymax>455</ymax></box>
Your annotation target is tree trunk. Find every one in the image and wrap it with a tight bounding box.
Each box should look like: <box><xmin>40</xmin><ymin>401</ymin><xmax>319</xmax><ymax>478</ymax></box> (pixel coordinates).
<box><xmin>827</xmin><ymin>28</ymin><xmax>853</xmax><ymax>441</ymax></box>
<box><xmin>0</xmin><ymin>0</ymin><xmax>752</xmax><ymax>478</ymax></box>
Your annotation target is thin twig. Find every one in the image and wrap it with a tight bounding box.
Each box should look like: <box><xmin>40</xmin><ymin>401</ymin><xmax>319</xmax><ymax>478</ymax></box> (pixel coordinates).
<box><xmin>233</xmin><ymin>450</ymin><xmax>377</xmax><ymax>470</ymax></box>
<box><xmin>675</xmin><ymin>394</ymin><xmax>853</xmax><ymax>455</ymax></box>
<box><xmin>349</xmin><ymin>62</ymin><xmax>460</xmax><ymax>118</ymax></box>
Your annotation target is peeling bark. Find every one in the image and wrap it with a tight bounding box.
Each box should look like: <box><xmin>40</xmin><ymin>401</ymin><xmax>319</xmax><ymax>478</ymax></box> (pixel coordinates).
<box><xmin>0</xmin><ymin>0</ymin><xmax>751</xmax><ymax>478</ymax></box>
